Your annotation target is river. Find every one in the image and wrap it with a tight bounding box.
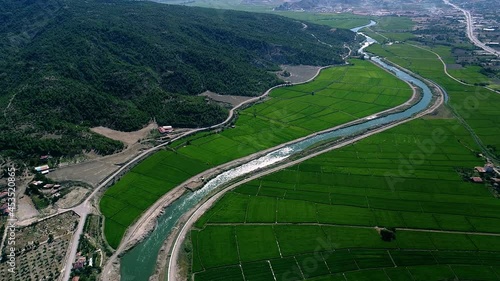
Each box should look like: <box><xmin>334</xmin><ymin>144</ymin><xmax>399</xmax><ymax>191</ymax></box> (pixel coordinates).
<box><xmin>119</xmin><ymin>22</ymin><xmax>436</xmax><ymax>281</ymax></box>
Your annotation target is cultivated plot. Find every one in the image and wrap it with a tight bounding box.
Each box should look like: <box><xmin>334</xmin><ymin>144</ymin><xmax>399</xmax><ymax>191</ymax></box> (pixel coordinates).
<box><xmin>189</xmin><ymin>119</ymin><xmax>500</xmax><ymax>281</ymax></box>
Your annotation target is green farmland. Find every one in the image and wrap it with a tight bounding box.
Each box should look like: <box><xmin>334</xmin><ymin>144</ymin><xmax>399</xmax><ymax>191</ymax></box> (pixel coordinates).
<box><xmin>367</xmin><ymin>43</ymin><xmax>500</xmax><ymax>158</ymax></box>
<box><xmin>99</xmin><ymin>60</ymin><xmax>413</xmax><ymax>248</ymax></box>
<box><xmin>189</xmin><ymin>118</ymin><xmax>500</xmax><ymax>281</ymax></box>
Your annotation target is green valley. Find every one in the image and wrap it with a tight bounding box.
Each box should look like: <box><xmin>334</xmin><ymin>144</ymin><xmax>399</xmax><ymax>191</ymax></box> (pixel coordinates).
<box><xmin>100</xmin><ymin>60</ymin><xmax>413</xmax><ymax>248</ymax></box>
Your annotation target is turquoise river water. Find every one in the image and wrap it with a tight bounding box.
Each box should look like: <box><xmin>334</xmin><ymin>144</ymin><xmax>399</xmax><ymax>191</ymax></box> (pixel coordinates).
<box><xmin>119</xmin><ymin>21</ymin><xmax>439</xmax><ymax>281</ymax></box>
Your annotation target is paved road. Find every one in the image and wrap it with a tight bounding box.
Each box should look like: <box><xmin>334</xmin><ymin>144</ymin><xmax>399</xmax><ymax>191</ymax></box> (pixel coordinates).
<box><xmin>167</xmin><ymin>65</ymin><xmax>445</xmax><ymax>281</ymax></box>
<box><xmin>59</xmin><ymin>65</ymin><xmax>328</xmax><ymax>281</ymax></box>
<box><xmin>443</xmin><ymin>0</ymin><xmax>500</xmax><ymax>57</ymax></box>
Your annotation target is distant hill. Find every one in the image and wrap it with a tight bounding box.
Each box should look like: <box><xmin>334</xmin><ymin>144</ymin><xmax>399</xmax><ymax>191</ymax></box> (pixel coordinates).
<box><xmin>274</xmin><ymin>0</ymin><xmax>428</xmax><ymax>12</ymax></box>
<box><xmin>275</xmin><ymin>0</ymin><xmax>357</xmax><ymax>11</ymax></box>
<box><xmin>0</xmin><ymin>0</ymin><xmax>354</xmax><ymax>162</ymax></box>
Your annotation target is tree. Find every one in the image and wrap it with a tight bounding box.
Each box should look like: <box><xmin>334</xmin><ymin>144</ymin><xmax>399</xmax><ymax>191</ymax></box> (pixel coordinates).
<box><xmin>380</xmin><ymin>228</ymin><xmax>396</xmax><ymax>242</ymax></box>
<box><xmin>48</xmin><ymin>234</ymin><xmax>54</xmax><ymax>243</ymax></box>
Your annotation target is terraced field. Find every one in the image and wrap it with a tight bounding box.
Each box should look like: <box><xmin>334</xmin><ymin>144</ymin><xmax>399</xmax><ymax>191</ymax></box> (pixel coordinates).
<box><xmin>99</xmin><ymin>60</ymin><xmax>413</xmax><ymax>248</ymax></box>
<box><xmin>188</xmin><ymin>118</ymin><xmax>500</xmax><ymax>281</ymax></box>
<box><xmin>367</xmin><ymin>43</ymin><xmax>500</xmax><ymax>158</ymax></box>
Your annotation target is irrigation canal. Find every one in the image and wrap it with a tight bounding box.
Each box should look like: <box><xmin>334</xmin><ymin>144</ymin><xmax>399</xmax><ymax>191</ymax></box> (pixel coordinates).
<box><xmin>120</xmin><ymin>21</ymin><xmax>439</xmax><ymax>281</ymax></box>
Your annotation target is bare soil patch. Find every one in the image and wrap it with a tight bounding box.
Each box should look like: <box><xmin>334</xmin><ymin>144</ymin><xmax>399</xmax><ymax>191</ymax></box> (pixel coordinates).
<box><xmin>199</xmin><ymin>91</ymin><xmax>254</xmax><ymax>107</ymax></box>
<box><xmin>56</xmin><ymin>186</ymin><xmax>90</xmax><ymax>209</ymax></box>
<box><xmin>91</xmin><ymin>122</ymin><xmax>157</xmax><ymax>146</ymax></box>
<box><xmin>277</xmin><ymin>65</ymin><xmax>322</xmax><ymax>84</ymax></box>
<box><xmin>17</xmin><ymin>195</ymin><xmax>39</xmax><ymax>221</ymax></box>
<box><xmin>48</xmin><ymin>142</ymin><xmax>150</xmax><ymax>186</ymax></box>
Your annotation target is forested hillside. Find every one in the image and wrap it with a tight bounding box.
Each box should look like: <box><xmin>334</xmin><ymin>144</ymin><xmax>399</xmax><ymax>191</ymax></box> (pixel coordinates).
<box><xmin>0</xmin><ymin>0</ymin><xmax>354</xmax><ymax>162</ymax></box>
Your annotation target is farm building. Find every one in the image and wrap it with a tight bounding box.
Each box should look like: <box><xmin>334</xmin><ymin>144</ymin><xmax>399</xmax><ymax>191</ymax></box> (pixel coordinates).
<box><xmin>34</xmin><ymin>165</ymin><xmax>50</xmax><ymax>173</ymax></box>
<box><xmin>43</xmin><ymin>184</ymin><xmax>55</xmax><ymax>189</ymax></box>
<box><xmin>470</xmin><ymin>176</ymin><xmax>483</xmax><ymax>183</ymax></box>
<box><xmin>0</xmin><ymin>192</ymin><xmax>7</xmax><ymax>199</ymax></box>
<box><xmin>158</xmin><ymin>125</ymin><xmax>174</xmax><ymax>134</ymax></box>
<box><xmin>475</xmin><ymin>166</ymin><xmax>486</xmax><ymax>173</ymax></box>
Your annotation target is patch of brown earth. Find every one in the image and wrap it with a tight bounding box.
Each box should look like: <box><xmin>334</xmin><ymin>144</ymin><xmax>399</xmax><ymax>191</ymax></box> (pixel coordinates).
<box><xmin>91</xmin><ymin>122</ymin><xmax>157</xmax><ymax>146</ymax></box>
<box><xmin>199</xmin><ymin>91</ymin><xmax>254</xmax><ymax>107</ymax></box>
<box><xmin>277</xmin><ymin>65</ymin><xmax>322</xmax><ymax>84</ymax></box>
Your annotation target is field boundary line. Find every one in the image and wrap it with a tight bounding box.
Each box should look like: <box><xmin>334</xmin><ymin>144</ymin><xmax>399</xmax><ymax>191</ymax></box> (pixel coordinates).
<box><xmin>387</xmin><ymin>250</ymin><xmax>397</xmax><ymax>267</ymax></box>
<box><xmin>294</xmin><ymin>256</ymin><xmax>306</xmax><ymax>279</ymax></box>
<box><xmin>267</xmin><ymin>260</ymin><xmax>278</xmax><ymax>281</ymax></box>
<box><xmin>397</xmin><ymin>227</ymin><xmax>500</xmax><ymax>236</ymax></box>
<box><xmin>273</xmin><ymin>226</ymin><xmax>284</xmax><ymax>258</ymax></box>
<box><xmin>239</xmin><ymin>264</ymin><xmax>246</xmax><ymax>281</ymax></box>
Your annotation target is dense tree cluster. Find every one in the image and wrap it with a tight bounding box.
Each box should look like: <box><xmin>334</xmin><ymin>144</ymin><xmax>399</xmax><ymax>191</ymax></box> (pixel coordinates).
<box><xmin>0</xmin><ymin>0</ymin><xmax>355</xmax><ymax>161</ymax></box>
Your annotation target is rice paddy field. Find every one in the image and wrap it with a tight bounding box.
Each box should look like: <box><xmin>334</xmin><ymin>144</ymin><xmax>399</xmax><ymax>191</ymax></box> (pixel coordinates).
<box><xmin>274</xmin><ymin>12</ymin><xmax>372</xmax><ymax>29</ymax></box>
<box><xmin>99</xmin><ymin>59</ymin><xmax>413</xmax><ymax>248</ymax></box>
<box><xmin>188</xmin><ymin>118</ymin><xmax>500</xmax><ymax>281</ymax></box>
<box><xmin>366</xmin><ymin>43</ymin><xmax>500</xmax><ymax>157</ymax></box>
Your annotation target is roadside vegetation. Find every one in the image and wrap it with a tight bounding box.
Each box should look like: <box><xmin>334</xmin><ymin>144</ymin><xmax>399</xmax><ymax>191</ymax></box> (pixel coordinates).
<box><xmin>188</xmin><ymin>118</ymin><xmax>500</xmax><ymax>281</ymax></box>
<box><xmin>100</xmin><ymin>60</ymin><xmax>413</xmax><ymax>248</ymax></box>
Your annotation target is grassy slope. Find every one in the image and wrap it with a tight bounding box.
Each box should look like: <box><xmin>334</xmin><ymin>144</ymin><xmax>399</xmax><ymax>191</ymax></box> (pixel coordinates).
<box><xmin>190</xmin><ymin>118</ymin><xmax>500</xmax><ymax>281</ymax></box>
<box><xmin>100</xmin><ymin>59</ymin><xmax>413</xmax><ymax>248</ymax></box>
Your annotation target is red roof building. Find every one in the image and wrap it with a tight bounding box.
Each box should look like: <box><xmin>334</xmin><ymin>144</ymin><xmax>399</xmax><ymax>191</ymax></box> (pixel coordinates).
<box><xmin>158</xmin><ymin>125</ymin><xmax>174</xmax><ymax>134</ymax></box>
<box><xmin>471</xmin><ymin>177</ymin><xmax>483</xmax><ymax>183</ymax></box>
<box><xmin>475</xmin><ymin>166</ymin><xmax>486</xmax><ymax>173</ymax></box>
